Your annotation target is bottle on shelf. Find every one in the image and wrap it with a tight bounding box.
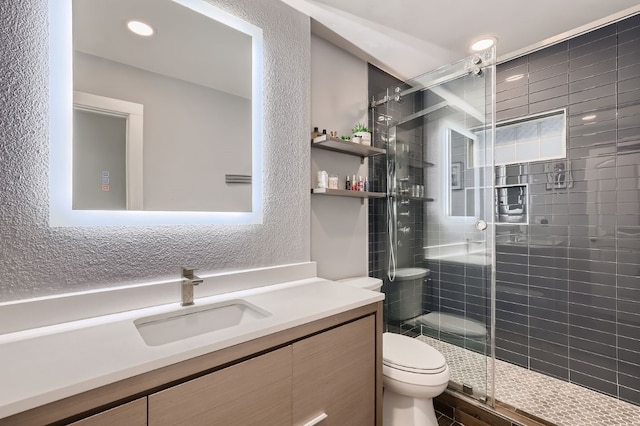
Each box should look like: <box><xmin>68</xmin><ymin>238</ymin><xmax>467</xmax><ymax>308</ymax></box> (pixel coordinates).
<box><xmin>357</xmin><ymin>176</ymin><xmax>364</xmax><ymax>192</ymax></box>
<box><xmin>351</xmin><ymin>175</ymin><xmax>357</xmax><ymax>191</ymax></box>
<box><xmin>311</xmin><ymin>127</ymin><xmax>322</xmax><ymax>139</ymax></box>
<box><xmin>345</xmin><ymin>175</ymin><xmax>351</xmax><ymax>190</ymax></box>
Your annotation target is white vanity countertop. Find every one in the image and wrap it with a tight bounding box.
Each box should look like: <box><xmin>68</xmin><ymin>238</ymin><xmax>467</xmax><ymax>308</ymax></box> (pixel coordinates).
<box><xmin>0</xmin><ymin>278</ymin><xmax>383</xmax><ymax>419</ymax></box>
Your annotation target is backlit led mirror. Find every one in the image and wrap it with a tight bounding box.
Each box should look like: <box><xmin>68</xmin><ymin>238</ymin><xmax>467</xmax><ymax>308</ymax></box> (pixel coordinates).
<box><xmin>49</xmin><ymin>0</ymin><xmax>263</xmax><ymax>226</ymax></box>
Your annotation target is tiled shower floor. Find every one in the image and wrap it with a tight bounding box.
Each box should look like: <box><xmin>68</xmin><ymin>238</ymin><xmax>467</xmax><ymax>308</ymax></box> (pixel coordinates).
<box><xmin>418</xmin><ymin>336</ymin><xmax>640</xmax><ymax>426</ymax></box>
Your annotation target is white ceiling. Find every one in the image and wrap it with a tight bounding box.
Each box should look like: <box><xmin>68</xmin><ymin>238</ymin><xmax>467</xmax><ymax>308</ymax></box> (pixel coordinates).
<box><xmin>280</xmin><ymin>0</ymin><xmax>640</xmax><ymax>80</ymax></box>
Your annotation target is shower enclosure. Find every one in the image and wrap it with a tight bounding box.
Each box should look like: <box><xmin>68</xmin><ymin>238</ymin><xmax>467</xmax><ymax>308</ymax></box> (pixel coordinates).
<box><xmin>369</xmin><ymin>49</ymin><xmax>496</xmax><ymax>402</ymax></box>
<box><xmin>370</xmin><ymin>15</ymin><xmax>640</xmax><ymax>423</ymax></box>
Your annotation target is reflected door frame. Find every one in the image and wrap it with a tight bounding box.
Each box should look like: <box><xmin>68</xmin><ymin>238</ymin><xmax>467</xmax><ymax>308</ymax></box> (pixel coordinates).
<box><xmin>73</xmin><ymin>91</ymin><xmax>144</xmax><ymax>210</ymax></box>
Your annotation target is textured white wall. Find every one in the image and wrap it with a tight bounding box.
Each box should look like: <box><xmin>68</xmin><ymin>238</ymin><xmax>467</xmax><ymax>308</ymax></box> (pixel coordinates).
<box><xmin>0</xmin><ymin>0</ymin><xmax>311</xmax><ymax>301</ymax></box>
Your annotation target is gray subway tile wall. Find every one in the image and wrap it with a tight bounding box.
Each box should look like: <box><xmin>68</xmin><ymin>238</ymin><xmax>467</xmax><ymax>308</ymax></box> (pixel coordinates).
<box><xmin>495</xmin><ymin>14</ymin><xmax>640</xmax><ymax>405</ymax></box>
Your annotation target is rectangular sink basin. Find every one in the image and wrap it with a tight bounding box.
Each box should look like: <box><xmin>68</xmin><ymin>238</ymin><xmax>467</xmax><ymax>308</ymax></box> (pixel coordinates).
<box><xmin>135</xmin><ymin>299</ymin><xmax>271</xmax><ymax>346</ymax></box>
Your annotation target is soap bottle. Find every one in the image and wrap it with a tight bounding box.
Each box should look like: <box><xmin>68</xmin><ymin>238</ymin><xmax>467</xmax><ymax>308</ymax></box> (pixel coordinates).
<box><xmin>311</xmin><ymin>127</ymin><xmax>321</xmax><ymax>139</ymax></box>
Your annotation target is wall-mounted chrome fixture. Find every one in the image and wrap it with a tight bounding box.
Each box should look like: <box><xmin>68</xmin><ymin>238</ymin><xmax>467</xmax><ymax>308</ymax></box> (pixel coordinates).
<box><xmin>394</xmin><ymin>86</ymin><xmax>403</xmax><ymax>103</ymax></box>
<box><xmin>399</xmin><ymin>226</ymin><xmax>411</xmax><ymax>234</ymax></box>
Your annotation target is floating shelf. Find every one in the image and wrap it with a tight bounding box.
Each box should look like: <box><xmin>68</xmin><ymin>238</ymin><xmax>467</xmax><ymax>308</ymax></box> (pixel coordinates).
<box><xmin>311</xmin><ymin>188</ymin><xmax>386</xmax><ymax>204</ymax></box>
<box><xmin>311</xmin><ymin>188</ymin><xmax>386</xmax><ymax>198</ymax></box>
<box><xmin>311</xmin><ymin>135</ymin><xmax>386</xmax><ymax>163</ymax></box>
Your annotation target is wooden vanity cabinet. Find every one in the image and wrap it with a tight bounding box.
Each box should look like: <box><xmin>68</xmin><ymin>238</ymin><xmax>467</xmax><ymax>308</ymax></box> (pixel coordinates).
<box><xmin>2</xmin><ymin>303</ymin><xmax>382</xmax><ymax>426</ymax></box>
<box><xmin>149</xmin><ymin>316</ymin><xmax>376</xmax><ymax>426</ymax></box>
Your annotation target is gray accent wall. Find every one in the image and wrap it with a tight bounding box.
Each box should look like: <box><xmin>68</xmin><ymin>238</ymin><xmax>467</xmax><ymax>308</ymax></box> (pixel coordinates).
<box><xmin>495</xmin><ymin>15</ymin><xmax>640</xmax><ymax>405</ymax></box>
<box><xmin>0</xmin><ymin>0</ymin><xmax>310</xmax><ymax>301</ymax></box>
<box><xmin>310</xmin><ymin>35</ymin><xmax>369</xmax><ymax>281</ymax></box>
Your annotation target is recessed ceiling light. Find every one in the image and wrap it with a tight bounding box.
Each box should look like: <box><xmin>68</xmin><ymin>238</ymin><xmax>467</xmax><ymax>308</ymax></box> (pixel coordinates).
<box><xmin>505</xmin><ymin>74</ymin><xmax>524</xmax><ymax>82</ymax></box>
<box><xmin>470</xmin><ymin>37</ymin><xmax>497</xmax><ymax>52</ymax></box>
<box><xmin>127</xmin><ymin>20</ymin><xmax>155</xmax><ymax>37</ymax></box>
<box><xmin>582</xmin><ymin>114</ymin><xmax>597</xmax><ymax>121</ymax></box>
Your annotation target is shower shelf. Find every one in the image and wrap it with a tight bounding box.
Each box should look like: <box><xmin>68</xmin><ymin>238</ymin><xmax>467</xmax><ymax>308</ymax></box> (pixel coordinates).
<box><xmin>311</xmin><ymin>188</ymin><xmax>386</xmax><ymax>205</ymax></box>
<box><xmin>399</xmin><ymin>195</ymin><xmax>435</xmax><ymax>202</ymax></box>
<box><xmin>408</xmin><ymin>158</ymin><xmax>435</xmax><ymax>168</ymax></box>
<box><xmin>311</xmin><ymin>136</ymin><xmax>386</xmax><ymax>163</ymax></box>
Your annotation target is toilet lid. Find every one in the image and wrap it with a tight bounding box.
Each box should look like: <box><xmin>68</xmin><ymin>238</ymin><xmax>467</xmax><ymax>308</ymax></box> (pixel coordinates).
<box><xmin>383</xmin><ymin>332</ymin><xmax>447</xmax><ymax>373</ymax></box>
<box><xmin>394</xmin><ymin>267</ymin><xmax>430</xmax><ymax>281</ymax></box>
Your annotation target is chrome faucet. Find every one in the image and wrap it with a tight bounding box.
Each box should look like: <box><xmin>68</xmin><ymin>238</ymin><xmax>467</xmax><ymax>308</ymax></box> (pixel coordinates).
<box><xmin>181</xmin><ymin>267</ymin><xmax>203</xmax><ymax>307</ymax></box>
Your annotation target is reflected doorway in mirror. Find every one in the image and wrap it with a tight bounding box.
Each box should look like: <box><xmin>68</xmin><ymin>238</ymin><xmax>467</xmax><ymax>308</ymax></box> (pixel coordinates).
<box><xmin>73</xmin><ymin>91</ymin><xmax>144</xmax><ymax>210</ymax></box>
<box><xmin>451</xmin><ymin>162</ymin><xmax>463</xmax><ymax>191</ymax></box>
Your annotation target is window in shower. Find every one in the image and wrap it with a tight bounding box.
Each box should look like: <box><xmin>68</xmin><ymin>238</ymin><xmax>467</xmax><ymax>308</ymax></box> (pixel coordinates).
<box><xmin>494</xmin><ymin>109</ymin><xmax>566</xmax><ymax>165</ymax></box>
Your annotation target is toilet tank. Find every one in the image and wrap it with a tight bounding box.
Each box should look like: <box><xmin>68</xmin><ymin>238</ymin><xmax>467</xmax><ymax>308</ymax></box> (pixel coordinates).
<box><xmin>336</xmin><ymin>276</ymin><xmax>383</xmax><ymax>292</ymax></box>
<box><xmin>387</xmin><ymin>267</ymin><xmax>430</xmax><ymax>322</ymax></box>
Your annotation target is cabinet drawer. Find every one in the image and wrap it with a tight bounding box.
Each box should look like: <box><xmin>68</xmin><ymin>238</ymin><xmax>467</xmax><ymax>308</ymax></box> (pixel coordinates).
<box><xmin>148</xmin><ymin>346</ymin><xmax>292</xmax><ymax>426</ymax></box>
<box><xmin>293</xmin><ymin>316</ymin><xmax>376</xmax><ymax>425</ymax></box>
<box><xmin>68</xmin><ymin>397</ymin><xmax>146</xmax><ymax>426</ymax></box>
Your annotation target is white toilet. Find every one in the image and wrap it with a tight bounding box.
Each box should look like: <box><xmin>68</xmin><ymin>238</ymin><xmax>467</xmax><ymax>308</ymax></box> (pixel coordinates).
<box><xmin>337</xmin><ymin>276</ymin><xmax>450</xmax><ymax>426</ymax></box>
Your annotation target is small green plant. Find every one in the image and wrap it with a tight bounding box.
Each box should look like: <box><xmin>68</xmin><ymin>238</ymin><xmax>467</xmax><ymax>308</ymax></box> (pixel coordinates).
<box><xmin>352</xmin><ymin>124</ymin><xmax>371</xmax><ymax>134</ymax></box>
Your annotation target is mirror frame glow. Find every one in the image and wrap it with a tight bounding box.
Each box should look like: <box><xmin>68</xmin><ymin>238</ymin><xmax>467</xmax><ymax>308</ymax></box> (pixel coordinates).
<box><xmin>49</xmin><ymin>0</ymin><xmax>263</xmax><ymax>226</ymax></box>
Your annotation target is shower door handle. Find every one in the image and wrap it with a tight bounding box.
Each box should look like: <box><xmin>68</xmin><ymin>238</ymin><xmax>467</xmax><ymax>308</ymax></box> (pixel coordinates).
<box><xmin>475</xmin><ymin>220</ymin><xmax>487</xmax><ymax>231</ymax></box>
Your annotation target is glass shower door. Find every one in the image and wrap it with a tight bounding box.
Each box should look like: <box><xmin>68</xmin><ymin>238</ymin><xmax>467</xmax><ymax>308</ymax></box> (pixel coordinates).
<box><xmin>382</xmin><ymin>50</ymin><xmax>495</xmax><ymax>402</ymax></box>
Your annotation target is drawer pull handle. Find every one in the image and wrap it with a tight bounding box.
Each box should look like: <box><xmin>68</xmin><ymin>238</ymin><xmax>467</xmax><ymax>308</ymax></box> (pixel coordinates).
<box><xmin>302</xmin><ymin>412</ymin><xmax>328</xmax><ymax>426</ymax></box>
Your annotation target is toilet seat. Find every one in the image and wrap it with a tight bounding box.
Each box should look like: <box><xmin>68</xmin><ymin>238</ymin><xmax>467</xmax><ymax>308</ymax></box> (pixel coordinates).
<box><xmin>383</xmin><ymin>332</ymin><xmax>447</xmax><ymax>374</ymax></box>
